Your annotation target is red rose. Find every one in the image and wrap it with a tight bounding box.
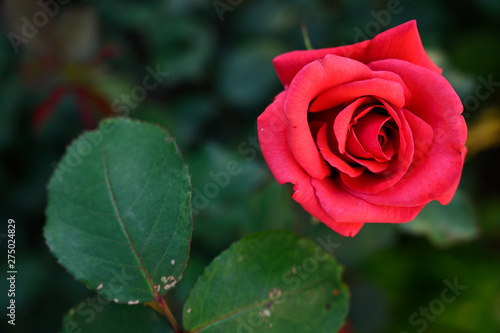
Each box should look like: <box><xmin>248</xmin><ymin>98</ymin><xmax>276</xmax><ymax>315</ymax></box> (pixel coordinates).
<box><xmin>257</xmin><ymin>20</ymin><xmax>467</xmax><ymax>237</ymax></box>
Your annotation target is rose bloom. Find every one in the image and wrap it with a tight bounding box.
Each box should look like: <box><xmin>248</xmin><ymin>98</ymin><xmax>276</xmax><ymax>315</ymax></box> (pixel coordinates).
<box><xmin>257</xmin><ymin>20</ymin><xmax>467</xmax><ymax>237</ymax></box>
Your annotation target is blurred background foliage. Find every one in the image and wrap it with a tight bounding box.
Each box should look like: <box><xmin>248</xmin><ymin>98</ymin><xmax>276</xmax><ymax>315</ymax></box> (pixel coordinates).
<box><xmin>0</xmin><ymin>0</ymin><xmax>499</xmax><ymax>332</ymax></box>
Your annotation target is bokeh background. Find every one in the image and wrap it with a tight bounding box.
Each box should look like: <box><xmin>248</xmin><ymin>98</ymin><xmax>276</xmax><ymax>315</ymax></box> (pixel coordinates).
<box><xmin>1</xmin><ymin>0</ymin><xmax>499</xmax><ymax>332</ymax></box>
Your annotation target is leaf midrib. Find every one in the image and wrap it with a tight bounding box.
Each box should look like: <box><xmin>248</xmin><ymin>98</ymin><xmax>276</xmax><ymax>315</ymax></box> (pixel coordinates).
<box><xmin>101</xmin><ymin>145</ymin><xmax>156</xmax><ymax>298</ymax></box>
<box><xmin>188</xmin><ymin>275</ymin><xmax>338</xmax><ymax>332</ymax></box>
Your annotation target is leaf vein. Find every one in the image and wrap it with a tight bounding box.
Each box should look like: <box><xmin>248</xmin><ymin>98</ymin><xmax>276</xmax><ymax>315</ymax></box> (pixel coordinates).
<box><xmin>190</xmin><ymin>275</ymin><xmax>336</xmax><ymax>332</ymax></box>
<box><xmin>101</xmin><ymin>145</ymin><xmax>156</xmax><ymax>298</ymax></box>
<box><xmin>60</xmin><ymin>219</ymin><xmax>130</xmax><ymax>245</ymax></box>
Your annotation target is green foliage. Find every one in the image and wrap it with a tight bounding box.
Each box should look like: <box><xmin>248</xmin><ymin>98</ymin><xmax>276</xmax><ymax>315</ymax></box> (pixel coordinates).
<box><xmin>217</xmin><ymin>41</ymin><xmax>285</xmax><ymax>109</ymax></box>
<box><xmin>44</xmin><ymin>119</ymin><xmax>348</xmax><ymax>333</ymax></box>
<box><xmin>2</xmin><ymin>1</ymin><xmax>499</xmax><ymax>333</ymax></box>
<box><xmin>183</xmin><ymin>231</ymin><xmax>348</xmax><ymax>333</ymax></box>
<box><xmin>62</xmin><ymin>300</ymin><xmax>173</xmax><ymax>333</ymax></box>
<box><xmin>0</xmin><ymin>77</ymin><xmax>23</xmax><ymax>150</ymax></box>
<box><xmin>396</xmin><ymin>190</ymin><xmax>479</xmax><ymax>246</ymax></box>
<box><xmin>44</xmin><ymin>118</ymin><xmax>192</xmax><ymax>303</ymax></box>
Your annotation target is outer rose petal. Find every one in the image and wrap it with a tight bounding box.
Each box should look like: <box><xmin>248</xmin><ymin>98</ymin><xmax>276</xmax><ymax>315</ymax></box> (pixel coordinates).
<box><xmin>312</xmin><ymin>178</ymin><xmax>425</xmax><ymax>222</ymax></box>
<box><xmin>274</xmin><ymin>20</ymin><xmax>441</xmax><ymax>87</ymax></box>
<box><xmin>436</xmin><ymin>147</ymin><xmax>467</xmax><ymax>205</ymax></box>
<box><xmin>292</xmin><ymin>180</ymin><xmax>364</xmax><ymax>237</ymax></box>
<box><xmin>258</xmin><ymin>92</ymin><xmax>364</xmax><ymax>237</ymax></box>
<box><xmin>257</xmin><ymin>92</ymin><xmax>303</xmax><ymax>185</ymax></box>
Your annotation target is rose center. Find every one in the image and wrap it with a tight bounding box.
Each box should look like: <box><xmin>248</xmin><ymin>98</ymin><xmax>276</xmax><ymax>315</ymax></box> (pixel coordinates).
<box><xmin>378</xmin><ymin>134</ymin><xmax>386</xmax><ymax>146</ymax></box>
<box><xmin>347</xmin><ymin>107</ymin><xmax>396</xmax><ymax>162</ymax></box>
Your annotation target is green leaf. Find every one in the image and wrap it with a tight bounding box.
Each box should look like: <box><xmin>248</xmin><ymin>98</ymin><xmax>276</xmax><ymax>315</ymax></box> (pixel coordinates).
<box><xmin>44</xmin><ymin>118</ymin><xmax>192</xmax><ymax>304</ymax></box>
<box><xmin>61</xmin><ymin>298</ymin><xmax>172</xmax><ymax>333</ymax></box>
<box><xmin>183</xmin><ymin>230</ymin><xmax>348</xmax><ymax>333</ymax></box>
<box><xmin>396</xmin><ymin>190</ymin><xmax>479</xmax><ymax>246</ymax></box>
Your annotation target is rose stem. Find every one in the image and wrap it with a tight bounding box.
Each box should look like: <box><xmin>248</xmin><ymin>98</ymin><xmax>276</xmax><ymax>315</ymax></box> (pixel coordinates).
<box><xmin>301</xmin><ymin>20</ymin><xmax>314</xmax><ymax>50</ymax></box>
<box><xmin>156</xmin><ymin>293</ymin><xmax>182</xmax><ymax>333</ymax></box>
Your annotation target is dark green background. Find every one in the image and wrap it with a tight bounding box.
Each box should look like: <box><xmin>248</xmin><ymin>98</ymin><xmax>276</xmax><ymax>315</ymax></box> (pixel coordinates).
<box><xmin>1</xmin><ymin>0</ymin><xmax>499</xmax><ymax>332</ymax></box>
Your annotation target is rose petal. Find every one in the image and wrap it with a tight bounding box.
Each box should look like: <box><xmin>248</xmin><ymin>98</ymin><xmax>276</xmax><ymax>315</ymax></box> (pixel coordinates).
<box><xmin>333</xmin><ymin>98</ymin><xmax>402</xmax><ymax>175</ymax></box>
<box><xmin>401</xmin><ymin>109</ymin><xmax>434</xmax><ymax>160</ymax></box>
<box><xmin>368</xmin><ymin>60</ymin><xmax>465</xmax><ymax>124</ymax></box>
<box><xmin>273</xmin><ymin>20</ymin><xmax>441</xmax><ymax>87</ymax></box>
<box><xmin>257</xmin><ymin>92</ymin><xmax>304</xmax><ymax>185</ymax></box>
<box><xmin>345</xmin><ymin>130</ymin><xmax>390</xmax><ymax>173</ymax></box>
<box><xmin>381</xmin><ymin>132</ymin><xmax>396</xmax><ymax>159</ymax></box>
<box><xmin>257</xmin><ymin>92</ymin><xmax>364</xmax><ymax>237</ymax></box>
<box><xmin>284</xmin><ymin>54</ymin><xmax>374</xmax><ymax>179</ymax></box>
<box><xmin>310</xmin><ymin>97</ymin><xmax>392</xmax><ymax>173</ymax></box>
<box><xmin>349</xmin><ymin>59</ymin><xmax>467</xmax><ymax>205</ymax></box>
<box><xmin>340</xmin><ymin>101</ymin><xmax>413</xmax><ymax>194</ymax></box>
<box><xmin>310</xmin><ymin>78</ymin><xmax>405</xmax><ymax>112</ymax></box>
<box><xmin>362</xmin><ymin>20</ymin><xmax>441</xmax><ymax>74</ymax></box>
<box><xmin>312</xmin><ymin>121</ymin><xmax>364</xmax><ymax>178</ymax></box>
<box><xmin>346</xmin><ymin>129</ymin><xmax>373</xmax><ymax>159</ymax></box>
<box><xmin>372</xmin><ymin>70</ymin><xmax>412</xmax><ymax>102</ymax></box>
<box><xmin>334</xmin><ymin>99</ymin><xmax>377</xmax><ymax>155</ymax></box>
<box><xmin>352</xmin><ymin>110</ymin><xmax>394</xmax><ymax>161</ymax></box>
<box><xmin>292</xmin><ymin>180</ymin><xmax>364</xmax><ymax>237</ymax></box>
<box><xmin>311</xmin><ymin>178</ymin><xmax>424</xmax><ymax>222</ymax></box>
<box><xmin>436</xmin><ymin>147</ymin><xmax>467</xmax><ymax>205</ymax></box>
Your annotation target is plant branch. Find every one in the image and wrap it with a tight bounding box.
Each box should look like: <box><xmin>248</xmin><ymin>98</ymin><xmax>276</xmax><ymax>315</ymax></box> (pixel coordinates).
<box><xmin>156</xmin><ymin>294</ymin><xmax>182</xmax><ymax>333</ymax></box>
